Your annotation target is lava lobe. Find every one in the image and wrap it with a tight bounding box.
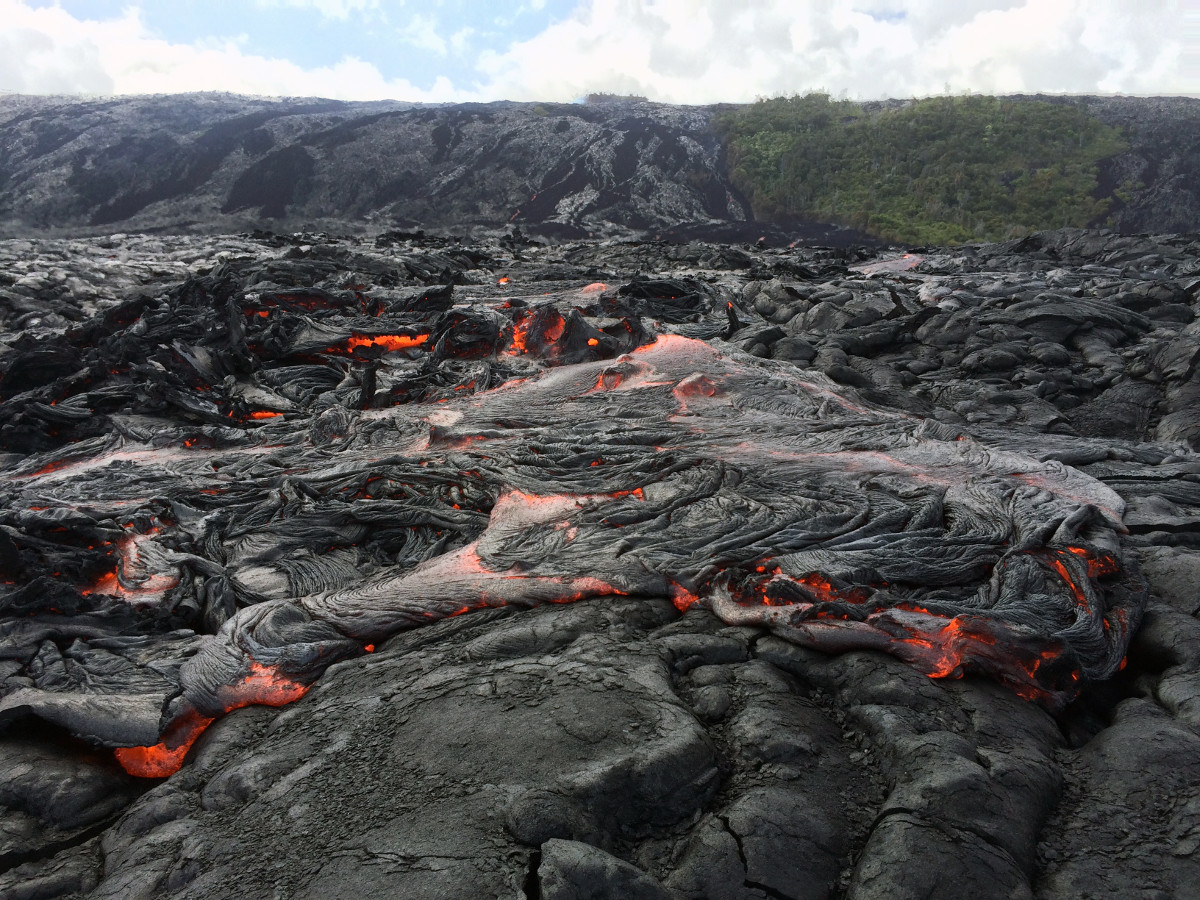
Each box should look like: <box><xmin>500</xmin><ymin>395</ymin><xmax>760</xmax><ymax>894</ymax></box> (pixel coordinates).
<box><xmin>0</xmin><ymin>249</ymin><xmax>1146</xmax><ymax>779</ymax></box>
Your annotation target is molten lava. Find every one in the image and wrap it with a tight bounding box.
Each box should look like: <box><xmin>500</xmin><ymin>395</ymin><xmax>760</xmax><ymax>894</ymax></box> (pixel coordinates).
<box><xmin>113</xmin><ymin>708</ymin><xmax>215</xmax><ymax>779</ymax></box>
<box><xmin>115</xmin><ymin>662</ymin><xmax>310</xmax><ymax>777</ymax></box>
<box><xmin>4</xmin><ymin>325</ymin><xmax>1144</xmax><ymax>780</ymax></box>
<box><xmin>327</xmin><ymin>334</ymin><xmax>430</xmax><ymax>354</ymax></box>
<box><xmin>506</xmin><ymin>312</ymin><xmax>532</xmax><ymax>355</ymax></box>
<box><xmin>669</xmin><ymin>582</ymin><xmax>701</xmax><ymax>613</ymax></box>
<box><xmin>80</xmin><ymin>528</ymin><xmax>180</xmax><ymax>603</ymax></box>
<box><xmin>1068</xmin><ymin>545</ymin><xmax>1120</xmax><ymax>578</ymax></box>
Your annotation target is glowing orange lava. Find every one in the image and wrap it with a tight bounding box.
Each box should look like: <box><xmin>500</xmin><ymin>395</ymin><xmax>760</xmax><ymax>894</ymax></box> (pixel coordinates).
<box><xmin>1042</xmin><ymin>549</ymin><xmax>1110</xmax><ymax>615</ymax></box>
<box><xmin>593</xmin><ymin>369</ymin><xmax>625</xmax><ymax>391</ymax></box>
<box><xmin>749</xmin><ymin>571</ymin><xmax>867</xmax><ymax>606</ymax></box>
<box><xmin>900</xmin><ymin>618</ymin><xmax>980</xmax><ymax>678</ymax></box>
<box><xmin>342</xmin><ymin>333</ymin><xmax>430</xmax><ymax>353</ymax></box>
<box><xmin>26</xmin><ymin>459</ymin><xmax>72</xmax><ymax>478</ymax></box>
<box><xmin>673</xmin><ymin>374</ymin><xmax>719</xmax><ymax>401</ymax></box>
<box><xmin>669</xmin><ymin>582</ymin><xmax>700</xmax><ymax>612</ymax></box>
<box><xmin>1068</xmin><ymin>545</ymin><xmax>1119</xmax><ymax>578</ymax></box>
<box><xmin>115</xmin><ymin>662</ymin><xmax>310</xmax><ymax>778</ymax></box>
<box><xmin>609</xmin><ymin>487</ymin><xmax>645</xmax><ymax>501</ymax></box>
<box><xmin>503</xmin><ymin>310</ymin><xmax>566</xmax><ymax>356</ymax></box>
<box><xmin>506</xmin><ymin>312</ymin><xmax>533</xmax><ymax>355</ymax></box>
<box><xmin>795</xmin><ymin>573</ymin><xmax>848</xmax><ymax>604</ymax></box>
<box><xmin>114</xmin><ymin>708</ymin><xmax>214</xmax><ymax>779</ymax></box>
<box><xmin>217</xmin><ymin>662</ymin><xmax>310</xmax><ymax>708</ymax></box>
<box><xmin>80</xmin><ymin>528</ymin><xmax>180</xmax><ymax>602</ymax></box>
<box><xmin>1049</xmin><ymin>558</ymin><xmax>1089</xmax><ymax>612</ymax></box>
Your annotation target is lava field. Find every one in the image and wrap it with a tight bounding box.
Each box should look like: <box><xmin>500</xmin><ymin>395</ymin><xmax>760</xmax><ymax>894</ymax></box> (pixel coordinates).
<box><xmin>1</xmin><ymin>226</ymin><xmax>1199</xmax><ymax>898</ymax></box>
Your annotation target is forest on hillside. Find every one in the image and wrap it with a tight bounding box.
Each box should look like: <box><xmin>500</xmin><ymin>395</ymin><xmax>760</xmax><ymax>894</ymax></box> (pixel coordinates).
<box><xmin>714</xmin><ymin>93</ymin><xmax>1131</xmax><ymax>245</ymax></box>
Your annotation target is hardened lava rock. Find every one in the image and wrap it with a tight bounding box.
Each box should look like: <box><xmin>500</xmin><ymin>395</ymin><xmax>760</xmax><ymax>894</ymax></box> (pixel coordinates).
<box><xmin>0</xmin><ymin>251</ymin><xmax>1144</xmax><ymax>771</ymax></box>
<box><xmin>1</xmin><ymin>227</ymin><xmax>1198</xmax><ymax>899</ymax></box>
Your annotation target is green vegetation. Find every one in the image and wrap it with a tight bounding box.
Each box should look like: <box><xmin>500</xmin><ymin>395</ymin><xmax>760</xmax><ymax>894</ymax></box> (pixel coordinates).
<box><xmin>714</xmin><ymin>93</ymin><xmax>1128</xmax><ymax>245</ymax></box>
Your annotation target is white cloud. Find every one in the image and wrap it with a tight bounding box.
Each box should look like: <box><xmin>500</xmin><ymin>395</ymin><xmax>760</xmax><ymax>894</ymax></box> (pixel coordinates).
<box><xmin>0</xmin><ymin>0</ymin><xmax>1193</xmax><ymax>103</ymax></box>
<box><xmin>0</xmin><ymin>0</ymin><xmax>464</xmax><ymax>101</ymax></box>
<box><xmin>450</xmin><ymin>26</ymin><xmax>478</xmax><ymax>55</ymax></box>
<box><xmin>0</xmin><ymin>23</ymin><xmax>111</xmax><ymax>94</ymax></box>
<box><xmin>476</xmin><ymin>0</ymin><xmax>1198</xmax><ymax>103</ymax></box>
<box><xmin>398</xmin><ymin>12</ymin><xmax>449</xmax><ymax>55</ymax></box>
<box><xmin>253</xmin><ymin>0</ymin><xmax>382</xmax><ymax>21</ymax></box>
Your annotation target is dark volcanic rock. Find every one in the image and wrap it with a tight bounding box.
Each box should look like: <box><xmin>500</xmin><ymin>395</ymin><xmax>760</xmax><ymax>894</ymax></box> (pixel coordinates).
<box><xmin>0</xmin><ymin>228</ymin><xmax>1199</xmax><ymax>899</ymax></box>
<box><xmin>0</xmin><ymin>94</ymin><xmax>757</xmax><ymax>241</ymax></box>
<box><xmin>3</xmin><ymin>93</ymin><xmax>1200</xmax><ymax>243</ymax></box>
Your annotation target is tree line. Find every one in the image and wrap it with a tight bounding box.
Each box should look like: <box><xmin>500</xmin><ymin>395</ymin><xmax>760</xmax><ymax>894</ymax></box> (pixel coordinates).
<box><xmin>713</xmin><ymin>93</ymin><xmax>1129</xmax><ymax>245</ymax></box>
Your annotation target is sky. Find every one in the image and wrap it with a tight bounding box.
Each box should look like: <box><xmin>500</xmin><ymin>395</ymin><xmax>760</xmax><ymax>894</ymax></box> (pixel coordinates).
<box><xmin>0</xmin><ymin>0</ymin><xmax>1196</xmax><ymax>104</ymax></box>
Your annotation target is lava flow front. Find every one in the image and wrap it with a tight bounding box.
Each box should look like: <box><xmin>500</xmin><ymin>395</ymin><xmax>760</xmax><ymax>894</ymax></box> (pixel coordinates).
<box><xmin>0</xmin><ymin>271</ymin><xmax>1146</xmax><ymax>780</ymax></box>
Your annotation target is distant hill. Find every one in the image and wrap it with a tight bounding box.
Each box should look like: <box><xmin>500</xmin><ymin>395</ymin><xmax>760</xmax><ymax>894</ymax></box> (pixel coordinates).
<box><xmin>0</xmin><ymin>91</ymin><xmax>1196</xmax><ymax>243</ymax></box>
<box><xmin>715</xmin><ymin>93</ymin><xmax>1200</xmax><ymax>244</ymax></box>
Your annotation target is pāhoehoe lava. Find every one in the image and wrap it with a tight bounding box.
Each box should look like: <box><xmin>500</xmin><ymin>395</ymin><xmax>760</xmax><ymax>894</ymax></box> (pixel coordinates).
<box><xmin>0</xmin><ymin>259</ymin><xmax>1145</xmax><ymax>778</ymax></box>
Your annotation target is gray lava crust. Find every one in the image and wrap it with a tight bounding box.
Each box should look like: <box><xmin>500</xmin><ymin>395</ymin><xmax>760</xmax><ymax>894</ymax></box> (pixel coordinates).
<box><xmin>0</xmin><ymin>226</ymin><xmax>1199</xmax><ymax>898</ymax></box>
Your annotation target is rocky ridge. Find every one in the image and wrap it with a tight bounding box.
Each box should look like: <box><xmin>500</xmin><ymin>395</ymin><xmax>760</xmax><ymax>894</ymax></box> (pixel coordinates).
<box><xmin>0</xmin><ymin>94</ymin><xmax>751</xmax><ymax>241</ymax></box>
<box><xmin>1</xmin><ymin>92</ymin><xmax>1197</xmax><ymax>241</ymax></box>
